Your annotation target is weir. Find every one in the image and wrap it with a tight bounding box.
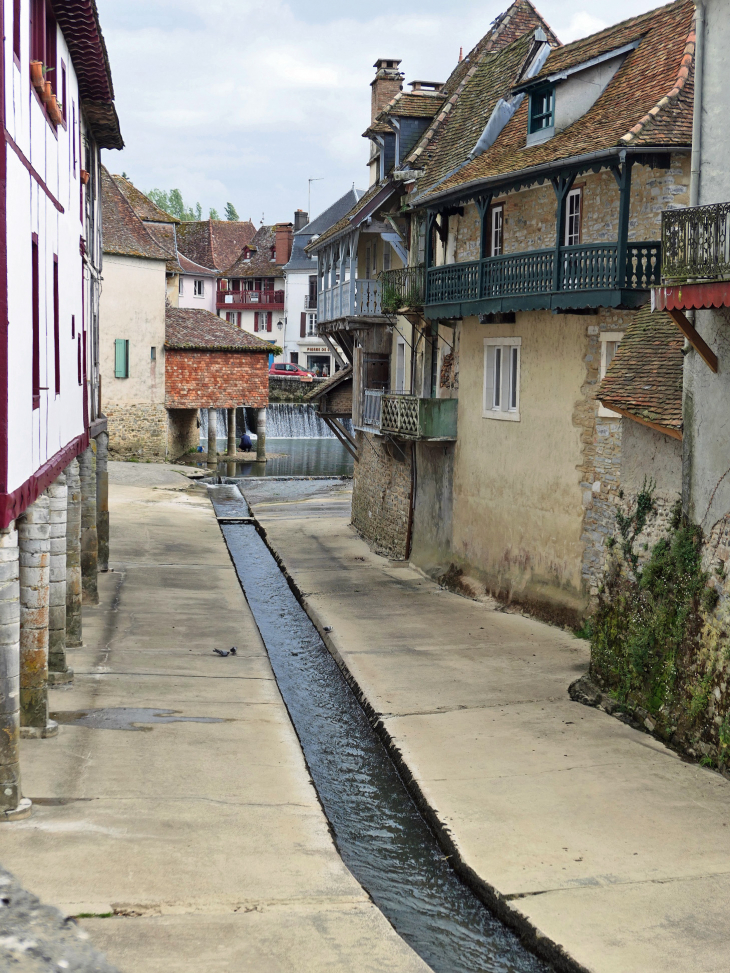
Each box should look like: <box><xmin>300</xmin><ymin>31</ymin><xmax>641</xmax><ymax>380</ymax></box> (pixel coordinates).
<box><xmin>200</xmin><ymin>404</ymin><xmax>353</xmax><ymax>442</ymax></box>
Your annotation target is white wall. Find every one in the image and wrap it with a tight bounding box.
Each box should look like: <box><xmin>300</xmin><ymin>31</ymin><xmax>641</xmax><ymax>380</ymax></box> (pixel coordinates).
<box><xmin>284</xmin><ymin>266</ymin><xmax>331</xmax><ymax>370</ymax></box>
<box><xmin>178</xmin><ymin>273</ymin><xmax>216</xmax><ymax>313</ymax></box>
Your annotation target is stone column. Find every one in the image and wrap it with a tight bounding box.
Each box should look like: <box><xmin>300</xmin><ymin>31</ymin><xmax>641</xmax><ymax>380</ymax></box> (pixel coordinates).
<box><xmin>18</xmin><ymin>493</ymin><xmax>57</xmax><ymax>738</ymax></box>
<box><xmin>207</xmin><ymin>408</ymin><xmax>217</xmax><ymax>465</ymax></box>
<box><xmin>79</xmin><ymin>444</ymin><xmax>98</xmax><ymax>606</ymax></box>
<box><xmin>47</xmin><ymin>473</ymin><xmax>71</xmax><ymax>684</ymax></box>
<box><xmin>256</xmin><ymin>408</ymin><xmax>266</xmax><ymax>462</ymax></box>
<box><xmin>65</xmin><ymin>459</ymin><xmax>82</xmax><ymax>648</ymax></box>
<box><xmin>0</xmin><ymin>523</ymin><xmax>31</xmax><ymax>820</ymax></box>
<box><xmin>227</xmin><ymin>408</ymin><xmax>236</xmax><ymax>456</ymax></box>
<box><xmin>96</xmin><ymin>432</ymin><xmax>109</xmax><ymax>573</ymax></box>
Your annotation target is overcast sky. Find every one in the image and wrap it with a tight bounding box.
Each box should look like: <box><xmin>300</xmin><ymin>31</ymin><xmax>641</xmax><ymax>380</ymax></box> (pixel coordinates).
<box><xmin>97</xmin><ymin>0</ymin><xmax>667</xmax><ymax>225</ymax></box>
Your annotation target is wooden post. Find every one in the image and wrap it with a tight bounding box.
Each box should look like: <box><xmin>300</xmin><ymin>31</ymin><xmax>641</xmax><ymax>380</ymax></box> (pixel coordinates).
<box><xmin>256</xmin><ymin>408</ymin><xmax>267</xmax><ymax>462</ymax></box>
<box><xmin>665</xmin><ymin>307</ymin><xmax>719</xmax><ymax>372</ymax></box>
<box><xmin>207</xmin><ymin>408</ymin><xmax>217</xmax><ymax>465</ymax></box>
<box><xmin>616</xmin><ymin>157</ymin><xmax>633</xmax><ymax>289</ymax></box>
<box><xmin>476</xmin><ymin>194</ymin><xmax>493</xmax><ymax>261</ymax></box>
<box><xmin>79</xmin><ymin>444</ymin><xmax>98</xmax><ymax>606</ymax></box>
<box><xmin>551</xmin><ymin>174</ymin><xmax>575</xmax><ymax>293</ymax></box>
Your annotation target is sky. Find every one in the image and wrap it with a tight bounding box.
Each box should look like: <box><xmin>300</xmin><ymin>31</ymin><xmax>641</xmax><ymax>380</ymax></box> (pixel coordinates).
<box><xmin>97</xmin><ymin>0</ymin><xmax>669</xmax><ymax>226</ymax></box>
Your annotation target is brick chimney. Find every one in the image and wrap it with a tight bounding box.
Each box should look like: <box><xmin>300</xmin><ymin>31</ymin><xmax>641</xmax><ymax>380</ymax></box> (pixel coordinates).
<box><xmin>371</xmin><ymin>59</ymin><xmax>404</xmax><ymax>124</ymax></box>
<box><xmin>274</xmin><ymin>223</ymin><xmax>293</xmax><ymax>264</ymax></box>
<box><xmin>294</xmin><ymin>209</ymin><xmax>308</xmax><ymax>232</ymax></box>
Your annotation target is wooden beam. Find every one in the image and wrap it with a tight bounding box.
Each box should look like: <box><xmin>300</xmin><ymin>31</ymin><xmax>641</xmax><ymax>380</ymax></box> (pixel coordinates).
<box><xmin>665</xmin><ymin>307</ymin><xmax>719</xmax><ymax>373</ymax></box>
<box><xmin>597</xmin><ymin>402</ymin><xmax>682</xmax><ymax>441</ymax></box>
<box><xmin>322</xmin><ymin>415</ymin><xmax>358</xmax><ymax>461</ymax></box>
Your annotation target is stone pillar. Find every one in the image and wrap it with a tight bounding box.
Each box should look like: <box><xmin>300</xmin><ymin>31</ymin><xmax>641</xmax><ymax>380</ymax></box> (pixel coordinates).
<box><xmin>0</xmin><ymin>523</ymin><xmax>31</xmax><ymax>820</ymax></box>
<box><xmin>65</xmin><ymin>459</ymin><xmax>82</xmax><ymax>648</ymax></box>
<box><xmin>18</xmin><ymin>493</ymin><xmax>57</xmax><ymax>738</ymax></box>
<box><xmin>227</xmin><ymin>408</ymin><xmax>236</xmax><ymax>456</ymax></box>
<box><xmin>47</xmin><ymin>473</ymin><xmax>71</xmax><ymax>684</ymax></box>
<box><xmin>207</xmin><ymin>408</ymin><xmax>217</xmax><ymax>465</ymax></box>
<box><xmin>96</xmin><ymin>432</ymin><xmax>109</xmax><ymax>573</ymax></box>
<box><xmin>256</xmin><ymin>408</ymin><xmax>266</xmax><ymax>462</ymax></box>
<box><xmin>79</xmin><ymin>444</ymin><xmax>98</xmax><ymax>606</ymax></box>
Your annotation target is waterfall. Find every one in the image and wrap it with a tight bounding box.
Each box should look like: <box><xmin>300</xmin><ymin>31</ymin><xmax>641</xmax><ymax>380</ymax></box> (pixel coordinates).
<box><xmin>201</xmin><ymin>404</ymin><xmax>353</xmax><ymax>442</ymax></box>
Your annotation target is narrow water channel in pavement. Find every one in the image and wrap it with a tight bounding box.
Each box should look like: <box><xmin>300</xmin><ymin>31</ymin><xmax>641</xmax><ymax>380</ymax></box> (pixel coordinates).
<box><xmin>213</xmin><ymin>489</ymin><xmax>551</xmax><ymax>973</ymax></box>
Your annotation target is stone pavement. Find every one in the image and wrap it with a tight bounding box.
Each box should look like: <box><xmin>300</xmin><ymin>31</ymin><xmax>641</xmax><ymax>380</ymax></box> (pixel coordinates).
<box><xmin>0</xmin><ymin>463</ymin><xmax>427</xmax><ymax>973</ymax></box>
<box><xmin>248</xmin><ymin>479</ymin><xmax>730</xmax><ymax>973</ymax></box>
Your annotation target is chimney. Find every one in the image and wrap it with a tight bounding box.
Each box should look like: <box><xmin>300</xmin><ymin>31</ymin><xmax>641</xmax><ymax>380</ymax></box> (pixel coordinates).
<box><xmin>275</xmin><ymin>223</ymin><xmax>294</xmax><ymax>265</ymax></box>
<box><xmin>371</xmin><ymin>58</ymin><xmax>404</xmax><ymax>124</ymax></box>
<box><xmin>408</xmin><ymin>80</ymin><xmax>444</xmax><ymax>94</ymax></box>
<box><xmin>294</xmin><ymin>209</ymin><xmax>308</xmax><ymax>232</ymax></box>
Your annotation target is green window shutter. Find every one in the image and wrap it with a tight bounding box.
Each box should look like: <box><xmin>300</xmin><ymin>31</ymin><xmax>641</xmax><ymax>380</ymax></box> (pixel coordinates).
<box><xmin>115</xmin><ymin>339</ymin><xmax>129</xmax><ymax>378</ymax></box>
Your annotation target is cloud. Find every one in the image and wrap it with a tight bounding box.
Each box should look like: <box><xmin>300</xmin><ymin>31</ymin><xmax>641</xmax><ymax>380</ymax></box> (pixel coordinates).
<box><xmin>560</xmin><ymin>12</ymin><xmax>609</xmax><ymax>43</ymax></box>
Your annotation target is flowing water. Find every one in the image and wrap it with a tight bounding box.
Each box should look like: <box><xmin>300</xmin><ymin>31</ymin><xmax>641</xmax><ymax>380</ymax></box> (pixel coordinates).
<box><xmin>213</xmin><ymin>485</ymin><xmax>552</xmax><ymax>973</ymax></box>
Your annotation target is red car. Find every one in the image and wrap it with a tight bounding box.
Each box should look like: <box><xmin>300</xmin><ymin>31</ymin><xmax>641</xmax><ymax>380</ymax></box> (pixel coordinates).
<box><xmin>269</xmin><ymin>362</ymin><xmax>315</xmax><ymax>381</ymax></box>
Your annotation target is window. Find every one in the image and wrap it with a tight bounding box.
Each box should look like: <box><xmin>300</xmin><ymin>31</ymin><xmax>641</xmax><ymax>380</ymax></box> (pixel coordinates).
<box><xmin>193</xmin><ymin>279</ymin><xmax>205</xmax><ymax>297</ymax></box>
<box><xmin>383</xmin><ymin>242</ymin><xmax>391</xmax><ymax>272</ymax></box>
<box><xmin>44</xmin><ymin>2</ymin><xmax>57</xmax><ymax>94</ymax></box>
<box><xmin>565</xmin><ymin>189</ymin><xmax>582</xmax><ymax>246</ymax></box>
<box><xmin>30</xmin><ymin>0</ymin><xmax>44</xmax><ymax>64</ymax></box>
<box><xmin>483</xmin><ymin>337</ymin><xmax>521</xmax><ymax>421</ymax></box>
<box><xmin>529</xmin><ymin>86</ymin><xmax>554</xmax><ymax>134</ymax></box>
<box><xmin>307</xmin><ymin>313</ymin><xmax>316</xmax><ymax>337</ymax></box>
<box><xmin>225</xmin><ymin>311</ymin><xmax>240</xmax><ymax>326</ymax></box>
<box><xmin>151</xmin><ymin>347</ymin><xmax>156</xmax><ymax>362</ymax></box>
<box><xmin>599</xmin><ymin>332</ymin><xmax>623</xmax><ymax>418</ymax></box>
<box><xmin>114</xmin><ymin>339</ymin><xmax>129</xmax><ymax>379</ymax></box>
<box><xmin>365</xmin><ymin>245</ymin><xmax>371</xmax><ymax>280</ymax></box>
<box><xmin>290</xmin><ymin>352</ymin><xmax>299</xmax><ymax>365</ymax></box>
<box><xmin>32</xmin><ymin>235</ymin><xmax>40</xmax><ymax>410</ymax></box>
<box><xmin>53</xmin><ymin>255</ymin><xmax>60</xmax><ymax>395</ymax></box>
<box><xmin>254</xmin><ymin>311</ymin><xmax>272</xmax><ymax>332</ymax></box>
<box><xmin>490</xmin><ymin>205</ymin><xmax>503</xmax><ymax>257</ymax></box>
<box><xmin>61</xmin><ymin>62</ymin><xmax>66</xmax><ymax>122</ymax></box>
<box><xmin>178</xmin><ymin>276</ymin><xmax>183</xmax><ymax>295</ymax></box>
<box><xmin>77</xmin><ymin>334</ymin><xmax>82</xmax><ymax>386</ymax></box>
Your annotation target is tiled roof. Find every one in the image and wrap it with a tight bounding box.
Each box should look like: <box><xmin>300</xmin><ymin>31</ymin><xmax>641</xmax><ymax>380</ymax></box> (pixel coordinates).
<box><xmin>178</xmin><ymin>252</ymin><xmax>216</xmax><ymax>276</ymax></box>
<box><xmin>598</xmin><ymin>308</ymin><xmax>683</xmax><ymax>434</ymax></box>
<box><xmin>223</xmin><ymin>225</ymin><xmax>286</xmax><ymax>278</ymax></box>
<box><xmin>144</xmin><ymin>222</ymin><xmax>182</xmax><ymax>274</ymax></box>
<box><xmin>111</xmin><ymin>175</ymin><xmax>178</xmax><ymax>223</ymax></box>
<box><xmin>101</xmin><ymin>167</ymin><xmax>169</xmax><ymax>261</ymax></box>
<box><xmin>165</xmin><ymin>307</ymin><xmax>276</xmax><ymax>353</ymax></box>
<box><xmin>304</xmin><ymin>182</ymin><xmax>384</xmax><ymax>252</ymax></box>
<box><xmin>304</xmin><ymin>364</ymin><xmax>353</xmax><ymax>401</ymax></box>
<box><xmin>417</xmin><ymin>0</ymin><xmax>694</xmax><ymax>202</ymax></box>
<box><xmin>176</xmin><ymin>220</ymin><xmax>258</xmax><ymax>273</ymax></box>
<box><xmin>404</xmin><ymin>0</ymin><xmax>559</xmax><ymax>171</ymax></box>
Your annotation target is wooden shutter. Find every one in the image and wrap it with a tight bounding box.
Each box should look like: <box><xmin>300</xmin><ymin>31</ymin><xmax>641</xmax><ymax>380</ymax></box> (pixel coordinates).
<box><xmin>484</xmin><ymin>345</ymin><xmax>495</xmax><ymax>413</ymax></box>
<box><xmin>254</xmin><ymin>313</ymin><xmax>259</xmax><ymax>332</ymax></box>
<box><xmin>53</xmin><ymin>255</ymin><xmax>60</xmax><ymax>395</ymax></box>
<box><xmin>77</xmin><ymin>334</ymin><xmax>82</xmax><ymax>386</ymax></box>
<box><xmin>266</xmin><ymin>311</ymin><xmax>272</xmax><ymax>332</ymax></box>
<box><xmin>300</xmin><ymin>312</ymin><xmax>306</xmax><ymax>338</ymax></box>
<box><xmin>115</xmin><ymin>339</ymin><xmax>129</xmax><ymax>378</ymax></box>
<box><xmin>32</xmin><ymin>235</ymin><xmax>39</xmax><ymax>409</ymax></box>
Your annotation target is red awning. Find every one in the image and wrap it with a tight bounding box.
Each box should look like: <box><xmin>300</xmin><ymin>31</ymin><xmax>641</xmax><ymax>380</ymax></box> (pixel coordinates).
<box><xmin>654</xmin><ymin>281</ymin><xmax>730</xmax><ymax>312</ymax></box>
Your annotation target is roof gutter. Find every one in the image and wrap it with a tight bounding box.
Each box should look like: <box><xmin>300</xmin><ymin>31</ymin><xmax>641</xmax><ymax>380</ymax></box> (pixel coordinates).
<box><xmin>690</xmin><ymin>4</ymin><xmax>705</xmax><ymax>207</ymax></box>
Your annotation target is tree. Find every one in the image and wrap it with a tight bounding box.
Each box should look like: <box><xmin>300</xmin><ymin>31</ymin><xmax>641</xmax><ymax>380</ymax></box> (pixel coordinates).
<box><xmin>147</xmin><ymin>188</ymin><xmax>203</xmax><ymax>221</ymax></box>
<box><xmin>209</xmin><ymin>207</ymin><xmax>220</xmax><ymax>221</ymax></box>
<box><xmin>225</xmin><ymin>202</ymin><xmax>239</xmax><ymax>222</ymax></box>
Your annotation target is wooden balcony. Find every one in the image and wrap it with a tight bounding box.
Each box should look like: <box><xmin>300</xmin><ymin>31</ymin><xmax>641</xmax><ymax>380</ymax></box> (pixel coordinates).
<box><xmin>425</xmin><ymin>243</ymin><xmax>661</xmax><ymax>315</ymax></box>
<box><xmin>358</xmin><ymin>390</ymin><xmax>458</xmax><ymax>440</ymax></box>
<box><xmin>661</xmin><ymin>204</ymin><xmax>730</xmax><ymax>283</ymax></box>
<box><xmin>217</xmin><ymin>290</ymin><xmax>284</xmax><ymax>309</ymax></box>
<box><xmin>318</xmin><ymin>279</ymin><xmax>383</xmax><ymax>327</ymax></box>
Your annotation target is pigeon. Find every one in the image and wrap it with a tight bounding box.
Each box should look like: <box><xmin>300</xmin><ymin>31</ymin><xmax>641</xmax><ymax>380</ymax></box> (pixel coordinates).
<box><xmin>230</xmin><ymin>647</ymin><xmax>237</xmax><ymax>656</ymax></box>
<box><xmin>323</xmin><ymin>626</ymin><xmax>333</xmax><ymax>633</ymax></box>
<box><xmin>213</xmin><ymin>649</ymin><xmax>230</xmax><ymax>657</ymax></box>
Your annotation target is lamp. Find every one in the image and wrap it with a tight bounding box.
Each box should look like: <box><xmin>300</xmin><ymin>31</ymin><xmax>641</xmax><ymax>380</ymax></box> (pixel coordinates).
<box><xmin>277</xmin><ymin>319</ymin><xmax>284</xmax><ymax>331</ymax></box>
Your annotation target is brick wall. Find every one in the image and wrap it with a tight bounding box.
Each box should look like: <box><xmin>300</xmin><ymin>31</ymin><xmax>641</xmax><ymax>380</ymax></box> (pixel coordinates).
<box><xmin>351</xmin><ymin>432</ymin><xmax>412</xmax><ymax>559</ymax></box>
<box><xmin>105</xmin><ymin>403</ymin><xmax>168</xmax><ymax>460</ymax></box>
<box><xmin>166</xmin><ymin>350</ymin><xmax>269</xmax><ymax>409</ymax></box>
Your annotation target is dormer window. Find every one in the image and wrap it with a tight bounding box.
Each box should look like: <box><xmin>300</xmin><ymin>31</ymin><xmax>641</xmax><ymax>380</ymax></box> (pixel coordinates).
<box><xmin>529</xmin><ymin>86</ymin><xmax>554</xmax><ymax>134</ymax></box>
<box><xmin>270</xmin><ymin>246</ymin><xmax>276</xmax><ymax>262</ymax></box>
<box><xmin>243</xmin><ymin>247</ymin><xmax>251</xmax><ymax>261</ymax></box>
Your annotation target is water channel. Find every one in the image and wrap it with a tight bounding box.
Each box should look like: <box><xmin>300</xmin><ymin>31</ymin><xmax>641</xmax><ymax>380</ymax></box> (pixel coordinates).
<box><xmin>212</xmin><ymin>485</ymin><xmax>552</xmax><ymax>973</ymax></box>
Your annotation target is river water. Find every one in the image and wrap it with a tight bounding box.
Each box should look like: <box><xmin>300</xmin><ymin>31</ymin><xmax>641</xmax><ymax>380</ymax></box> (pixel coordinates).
<box><xmin>212</xmin><ymin>484</ymin><xmax>551</xmax><ymax>973</ymax></box>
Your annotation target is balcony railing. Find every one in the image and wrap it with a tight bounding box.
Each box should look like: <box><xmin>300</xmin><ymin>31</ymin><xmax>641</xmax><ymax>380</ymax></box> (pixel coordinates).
<box><xmin>381</xmin><ymin>393</ymin><xmax>457</xmax><ymax>440</ymax></box>
<box><xmin>318</xmin><ymin>279</ymin><xmax>383</xmax><ymax>325</ymax></box>
<box><xmin>362</xmin><ymin>389</ymin><xmax>383</xmax><ymax>431</ymax></box>
<box><xmin>303</xmin><ymin>295</ymin><xmax>318</xmax><ymax>310</ymax></box>
<box><xmin>217</xmin><ymin>290</ymin><xmax>285</xmax><ymax>306</ymax></box>
<box><xmin>662</xmin><ymin>203</ymin><xmax>730</xmax><ymax>282</ymax></box>
<box><xmin>379</xmin><ymin>266</ymin><xmax>426</xmax><ymax>313</ymax></box>
<box><xmin>427</xmin><ymin>242</ymin><xmax>661</xmax><ymax>308</ymax></box>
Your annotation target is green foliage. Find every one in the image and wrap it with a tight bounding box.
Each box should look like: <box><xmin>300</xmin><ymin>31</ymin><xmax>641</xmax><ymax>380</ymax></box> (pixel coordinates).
<box><xmin>147</xmin><ymin>188</ymin><xmax>203</xmax><ymax>222</ymax></box>
<box><xmin>209</xmin><ymin>207</ymin><xmax>220</xmax><ymax>221</ymax></box>
<box><xmin>225</xmin><ymin>202</ymin><xmax>239</xmax><ymax>222</ymax></box>
<box><xmin>591</xmin><ymin>485</ymin><xmax>710</xmax><ymax>717</ymax></box>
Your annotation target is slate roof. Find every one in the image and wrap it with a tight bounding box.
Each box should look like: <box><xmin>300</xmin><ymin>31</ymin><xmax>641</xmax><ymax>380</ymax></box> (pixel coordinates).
<box><xmin>111</xmin><ymin>176</ymin><xmax>179</xmax><ymax>224</ymax></box>
<box><xmin>223</xmin><ymin>225</ymin><xmax>286</xmax><ymax>278</ymax></box>
<box><xmin>176</xmin><ymin>220</ymin><xmax>258</xmax><ymax>273</ymax></box>
<box><xmin>165</xmin><ymin>307</ymin><xmax>276</xmax><ymax>353</ymax></box>
<box><xmin>598</xmin><ymin>308</ymin><xmax>683</xmax><ymax>435</ymax></box>
<box><xmin>285</xmin><ymin>188</ymin><xmax>366</xmax><ymax>272</ymax></box>
<box><xmin>415</xmin><ymin>0</ymin><xmax>694</xmax><ymax>202</ymax></box>
<box><xmin>101</xmin><ymin>167</ymin><xmax>169</xmax><ymax>261</ymax></box>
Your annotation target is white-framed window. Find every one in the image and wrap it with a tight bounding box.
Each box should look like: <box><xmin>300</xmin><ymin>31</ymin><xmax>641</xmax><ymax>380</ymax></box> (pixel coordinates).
<box><xmin>306</xmin><ymin>313</ymin><xmax>317</xmax><ymax>336</ymax></box>
<box><xmin>483</xmin><ymin>337</ymin><xmax>521</xmax><ymax>421</ymax></box>
<box><xmin>225</xmin><ymin>311</ymin><xmax>240</xmax><ymax>326</ymax></box>
<box><xmin>598</xmin><ymin>331</ymin><xmax>623</xmax><ymax>418</ymax></box>
<box><xmin>490</xmin><ymin>205</ymin><xmax>503</xmax><ymax>256</ymax></box>
<box><xmin>565</xmin><ymin>188</ymin><xmax>582</xmax><ymax>246</ymax></box>
<box><xmin>178</xmin><ymin>276</ymin><xmax>183</xmax><ymax>295</ymax></box>
<box><xmin>193</xmin><ymin>278</ymin><xmax>205</xmax><ymax>297</ymax></box>
<box><xmin>395</xmin><ymin>338</ymin><xmax>406</xmax><ymax>392</ymax></box>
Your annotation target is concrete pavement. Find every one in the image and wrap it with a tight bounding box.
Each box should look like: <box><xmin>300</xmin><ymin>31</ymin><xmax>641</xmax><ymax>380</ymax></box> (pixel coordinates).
<box><xmin>0</xmin><ymin>464</ymin><xmax>428</xmax><ymax>973</ymax></box>
<box><xmin>248</xmin><ymin>479</ymin><xmax>730</xmax><ymax>973</ymax></box>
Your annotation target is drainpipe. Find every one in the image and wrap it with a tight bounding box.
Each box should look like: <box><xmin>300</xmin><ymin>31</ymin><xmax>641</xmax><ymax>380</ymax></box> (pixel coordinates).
<box><xmin>690</xmin><ymin>2</ymin><xmax>705</xmax><ymax>207</ymax></box>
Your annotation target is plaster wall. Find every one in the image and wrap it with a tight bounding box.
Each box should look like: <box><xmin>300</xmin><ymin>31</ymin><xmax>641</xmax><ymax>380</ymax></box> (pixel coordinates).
<box><xmin>554</xmin><ymin>56</ymin><xmax>625</xmax><ymax>133</ymax></box>
<box><xmin>178</xmin><ymin>274</ymin><xmax>215</xmax><ymax>313</ymax></box>
<box><xmin>410</xmin><ymin>442</ymin><xmax>454</xmax><ymax>574</ymax></box>
<box><xmin>698</xmin><ymin>0</ymin><xmax>730</xmax><ymax>205</ymax></box>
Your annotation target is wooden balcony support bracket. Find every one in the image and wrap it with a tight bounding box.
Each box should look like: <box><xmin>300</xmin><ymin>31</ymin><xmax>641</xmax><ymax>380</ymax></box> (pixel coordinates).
<box><xmin>476</xmin><ymin>193</ymin><xmax>493</xmax><ymax>261</ymax></box>
<box><xmin>615</xmin><ymin>156</ymin><xmax>634</xmax><ymax>289</ymax></box>
<box><xmin>321</xmin><ymin>415</ymin><xmax>359</xmax><ymax>461</ymax></box>
<box><xmin>665</xmin><ymin>306</ymin><xmax>719</xmax><ymax>373</ymax></box>
<box><xmin>551</xmin><ymin>172</ymin><xmax>576</xmax><ymax>292</ymax></box>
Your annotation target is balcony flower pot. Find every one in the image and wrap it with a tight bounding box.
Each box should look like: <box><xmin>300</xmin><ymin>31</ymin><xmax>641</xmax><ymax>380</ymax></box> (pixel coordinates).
<box><xmin>30</xmin><ymin>61</ymin><xmax>44</xmax><ymax>92</ymax></box>
<box><xmin>80</xmin><ymin>169</ymin><xmax>90</xmax><ymax>186</ymax></box>
<box><xmin>42</xmin><ymin>81</ymin><xmax>53</xmax><ymax>106</ymax></box>
<box><xmin>48</xmin><ymin>95</ymin><xmax>62</xmax><ymax>126</ymax></box>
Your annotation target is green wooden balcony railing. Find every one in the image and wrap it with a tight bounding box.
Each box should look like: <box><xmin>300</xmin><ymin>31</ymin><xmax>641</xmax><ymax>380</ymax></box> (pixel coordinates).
<box><xmin>426</xmin><ymin>242</ymin><xmax>661</xmax><ymax>307</ymax></box>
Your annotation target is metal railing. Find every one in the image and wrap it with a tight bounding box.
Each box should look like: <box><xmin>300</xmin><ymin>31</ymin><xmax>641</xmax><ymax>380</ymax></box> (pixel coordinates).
<box><xmin>662</xmin><ymin>203</ymin><xmax>730</xmax><ymax>281</ymax></box>
<box><xmin>362</xmin><ymin>389</ymin><xmax>383</xmax><ymax>431</ymax></box>
<box><xmin>217</xmin><ymin>289</ymin><xmax>285</xmax><ymax>306</ymax></box>
<box><xmin>379</xmin><ymin>266</ymin><xmax>426</xmax><ymax>313</ymax></box>
<box><xmin>427</xmin><ymin>242</ymin><xmax>661</xmax><ymax>305</ymax></box>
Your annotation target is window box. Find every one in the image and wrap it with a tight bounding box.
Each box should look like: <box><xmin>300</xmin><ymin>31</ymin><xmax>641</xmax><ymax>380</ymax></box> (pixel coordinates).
<box><xmin>380</xmin><ymin>393</ymin><xmax>458</xmax><ymax>440</ymax></box>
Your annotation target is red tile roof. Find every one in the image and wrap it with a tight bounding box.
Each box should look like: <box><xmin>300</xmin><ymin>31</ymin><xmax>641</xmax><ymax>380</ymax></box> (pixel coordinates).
<box><xmin>111</xmin><ymin>176</ymin><xmax>179</xmax><ymax>224</ymax></box>
<box><xmin>223</xmin><ymin>225</ymin><xmax>287</xmax><ymax>278</ymax></box>
<box><xmin>165</xmin><ymin>307</ymin><xmax>277</xmax><ymax>353</ymax></box>
<box><xmin>598</xmin><ymin>308</ymin><xmax>683</xmax><ymax>436</ymax></box>
<box><xmin>176</xmin><ymin>220</ymin><xmax>258</xmax><ymax>273</ymax></box>
<box><xmin>101</xmin><ymin>168</ymin><xmax>169</xmax><ymax>261</ymax></box>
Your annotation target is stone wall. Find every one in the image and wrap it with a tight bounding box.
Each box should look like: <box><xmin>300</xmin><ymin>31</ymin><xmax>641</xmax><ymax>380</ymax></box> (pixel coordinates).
<box><xmin>105</xmin><ymin>403</ymin><xmax>168</xmax><ymax>460</ymax></box>
<box><xmin>167</xmin><ymin>409</ymin><xmax>199</xmax><ymax>460</ymax></box>
<box><xmin>165</xmin><ymin>350</ymin><xmax>269</xmax><ymax>409</ymax></box>
<box><xmin>351</xmin><ymin>432</ymin><xmax>412</xmax><ymax>559</ymax></box>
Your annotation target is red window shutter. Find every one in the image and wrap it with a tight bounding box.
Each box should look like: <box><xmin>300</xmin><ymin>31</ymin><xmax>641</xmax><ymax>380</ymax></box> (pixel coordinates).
<box><xmin>53</xmin><ymin>255</ymin><xmax>60</xmax><ymax>395</ymax></box>
<box><xmin>253</xmin><ymin>313</ymin><xmax>258</xmax><ymax>332</ymax></box>
<box><xmin>31</xmin><ymin>235</ymin><xmax>40</xmax><ymax>410</ymax></box>
<box><xmin>300</xmin><ymin>312</ymin><xmax>306</xmax><ymax>338</ymax></box>
<box><xmin>77</xmin><ymin>334</ymin><xmax>82</xmax><ymax>385</ymax></box>
<box><xmin>266</xmin><ymin>311</ymin><xmax>272</xmax><ymax>333</ymax></box>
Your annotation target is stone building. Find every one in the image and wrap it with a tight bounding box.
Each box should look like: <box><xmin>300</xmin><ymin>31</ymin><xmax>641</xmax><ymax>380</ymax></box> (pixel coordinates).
<box><xmin>310</xmin><ymin>0</ymin><xmax>696</xmax><ymax>625</ymax></box>
<box><xmin>0</xmin><ymin>0</ymin><xmax>122</xmax><ymax>821</ymax></box>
